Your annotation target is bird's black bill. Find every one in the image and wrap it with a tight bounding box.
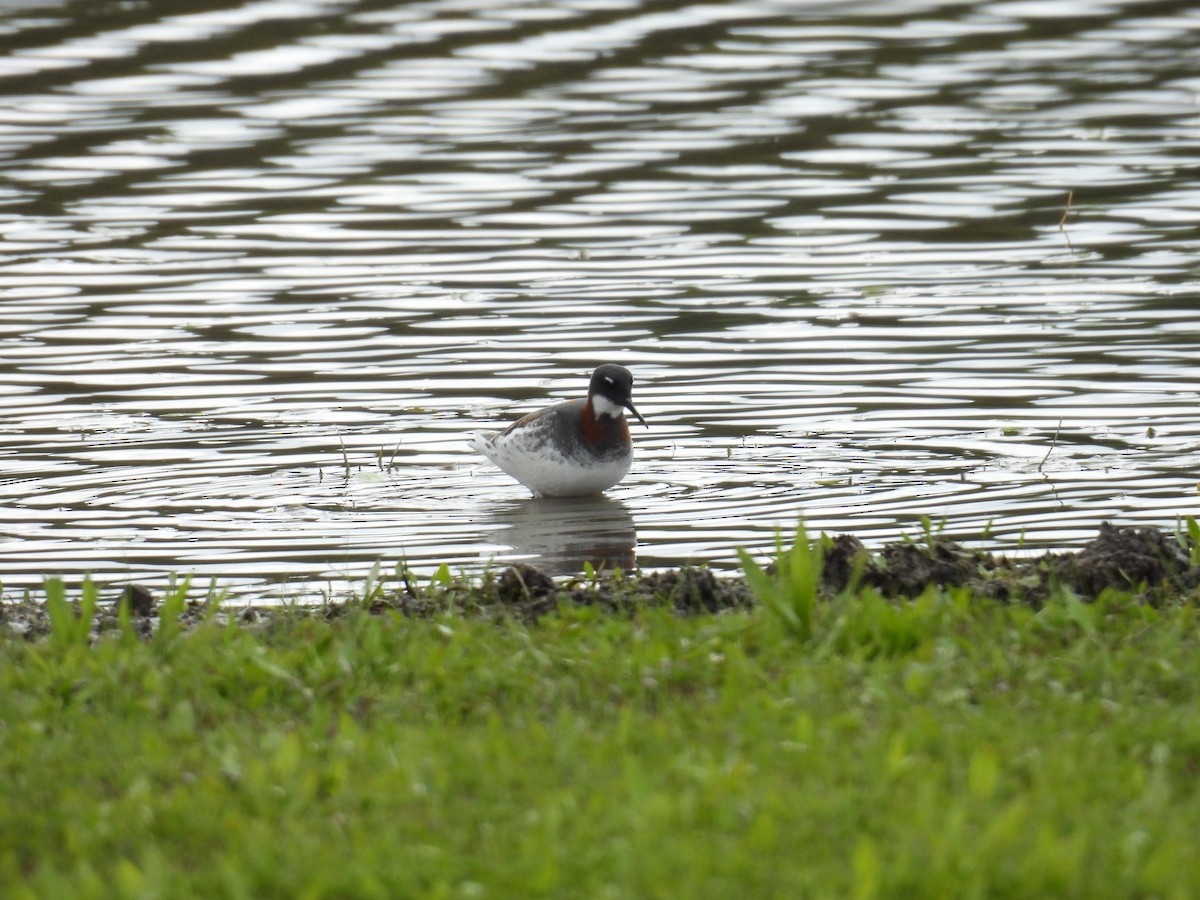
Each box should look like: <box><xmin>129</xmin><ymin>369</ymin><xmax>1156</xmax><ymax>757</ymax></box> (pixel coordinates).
<box><xmin>626</xmin><ymin>400</ymin><xmax>648</xmax><ymax>428</ymax></box>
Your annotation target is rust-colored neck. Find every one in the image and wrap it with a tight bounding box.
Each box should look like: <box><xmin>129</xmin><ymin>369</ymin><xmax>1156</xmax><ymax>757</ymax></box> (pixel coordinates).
<box><xmin>580</xmin><ymin>398</ymin><xmax>629</xmax><ymax>450</ymax></box>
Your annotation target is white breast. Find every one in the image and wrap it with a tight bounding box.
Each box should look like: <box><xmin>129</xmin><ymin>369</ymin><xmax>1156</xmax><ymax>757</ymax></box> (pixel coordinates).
<box><xmin>470</xmin><ymin>428</ymin><xmax>631</xmax><ymax>498</ymax></box>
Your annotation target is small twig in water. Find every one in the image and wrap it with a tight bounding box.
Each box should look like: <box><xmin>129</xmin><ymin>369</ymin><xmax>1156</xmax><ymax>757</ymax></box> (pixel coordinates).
<box><xmin>1056</xmin><ymin>189</ymin><xmax>1076</xmax><ymax>254</ymax></box>
<box><xmin>1037</xmin><ymin>418</ymin><xmax>1063</xmax><ymax>473</ymax></box>
<box><xmin>337</xmin><ymin>430</ymin><xmax>351</xmax><ymax>478</ymax></box>
<box><xmin>1058</xmin><ymin>189</ymin><xmax>1074</xmax><ymax>229</ymax></box>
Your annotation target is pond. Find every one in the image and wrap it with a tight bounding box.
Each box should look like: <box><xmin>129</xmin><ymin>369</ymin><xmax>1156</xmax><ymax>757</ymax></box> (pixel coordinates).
<box><xmin>1</xmin><ymin>0</ymin><xmax>1198</xmax><ymax>601</ymax></box>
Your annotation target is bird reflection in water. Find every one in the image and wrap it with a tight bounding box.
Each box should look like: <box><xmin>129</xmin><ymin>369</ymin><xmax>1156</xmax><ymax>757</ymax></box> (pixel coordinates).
<box><xmin>483</xmin><ymin>495</ymin><xmax>636</xmax><ymax>576</ymax></box>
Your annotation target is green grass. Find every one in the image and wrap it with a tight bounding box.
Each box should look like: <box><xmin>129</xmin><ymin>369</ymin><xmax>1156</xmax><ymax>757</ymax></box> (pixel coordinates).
<box><xmin>738</xmin><ymin>522</ymin><xmax>822</xmax><ymax>640</ymax></box>
<box><xmin>4</xmin><ymin>576</ymin><xmax>1200</xmax><ymax>897</ymax></box>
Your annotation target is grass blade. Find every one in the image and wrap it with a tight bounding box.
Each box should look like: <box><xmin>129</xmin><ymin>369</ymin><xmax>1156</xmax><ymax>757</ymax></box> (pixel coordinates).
<box><xmin>44</xmin><ymin>577</ymin><xmax>73</xmax><ymax>647</ymax></box>
<box><xmin>739</xmin><ymin>522</ymin><xmax>821</xmax><ymax>642</ymax></box>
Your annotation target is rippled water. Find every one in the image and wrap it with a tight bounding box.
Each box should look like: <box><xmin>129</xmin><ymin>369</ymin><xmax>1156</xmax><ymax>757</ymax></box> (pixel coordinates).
<box><xmin>1</xmin><ymin>0</ymin><xmax>1199</xmax><ymax>601</ymax></box>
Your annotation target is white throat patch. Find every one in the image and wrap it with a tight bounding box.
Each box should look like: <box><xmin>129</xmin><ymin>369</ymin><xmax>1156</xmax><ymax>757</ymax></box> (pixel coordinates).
<box><xmin>592</xmin><ymin>394</ymin><xmax>626</xmax><ymax>418</ymax></box>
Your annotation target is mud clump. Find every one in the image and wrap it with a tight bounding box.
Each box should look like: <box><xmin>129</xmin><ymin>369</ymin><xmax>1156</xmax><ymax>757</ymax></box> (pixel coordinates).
<box><xmin>821</xmin><ymin>522</ymin><xmax>1198</xmax><ymax>606</ymax></box>
<box><xmin>496</xmin><ymin>563</ymin><xmax>558</xmax><ymax>603</ymax></box>
<box><xmin>631</xmin><ymin>567</ymin><xmax>753</xmax><ymax>614</ymax></box>
<box><xmin>1051</xmin><ymin>522</ymin><xmax>1192</xmax><ymax>599</ymax></box>
<box><xmin>119</xmin><ymin>583</ymin><xmax>156</xmax><ymax>617</ymax></box>
<box><xmin>819</xmin><ymin>534</ymin><xmax>869</xmax><ymax>594</ymax></box>
<box><xmin>820</xmin><ymin>533</ymin><xmax>1002</xmax><ymax>599</ymax></box>
<box><xmin>483</xmin><ymin>563</ymin><xmax>752</xmax><ymax>619</ymax></box>
<box><xmin>492</xmin><ymin>564</ymin><xmax>561</xmax><ymax>617</ymax></box>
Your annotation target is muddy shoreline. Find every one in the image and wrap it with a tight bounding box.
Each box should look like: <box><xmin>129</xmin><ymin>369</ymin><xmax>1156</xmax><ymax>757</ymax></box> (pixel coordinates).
<box><xmin>3</xmin><ymin>523</ymin><xmax>1197</xmax><ymax>640</ymax></box>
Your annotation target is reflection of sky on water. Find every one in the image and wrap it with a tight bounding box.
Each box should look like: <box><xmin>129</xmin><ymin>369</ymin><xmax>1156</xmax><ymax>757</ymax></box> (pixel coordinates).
<box><xmin>0</xmin><ymin>0</ymin><xmax>1199</xmax><ymax>599</ymax></box>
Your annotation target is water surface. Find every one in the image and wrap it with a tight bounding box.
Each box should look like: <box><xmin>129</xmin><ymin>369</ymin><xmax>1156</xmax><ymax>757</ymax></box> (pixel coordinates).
<box><xmin>1</xmin><ymin>0</ymin><xmax>1198</xmax><ymax>601</ymax></box>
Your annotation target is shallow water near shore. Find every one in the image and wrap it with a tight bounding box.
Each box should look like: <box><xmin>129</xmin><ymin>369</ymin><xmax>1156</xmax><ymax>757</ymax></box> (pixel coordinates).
<box><xmin>1</xmin><ymin>0</ymin><xmax>1199</xmax><ymax>602</ymax></box>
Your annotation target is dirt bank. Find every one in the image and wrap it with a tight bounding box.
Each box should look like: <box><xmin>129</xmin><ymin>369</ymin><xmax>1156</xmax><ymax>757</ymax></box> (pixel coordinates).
<box><xmin>3</xmin><ymin>523</ymin><xmax>1198</xmax><ymax>639</ymax></box>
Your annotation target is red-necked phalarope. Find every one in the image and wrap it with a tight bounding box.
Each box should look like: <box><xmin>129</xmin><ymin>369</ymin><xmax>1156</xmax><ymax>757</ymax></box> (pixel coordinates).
<box><xmin>470</xmin><ymin>364</ymin><xmax>647</xmax><ymax>498</ymax></box>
